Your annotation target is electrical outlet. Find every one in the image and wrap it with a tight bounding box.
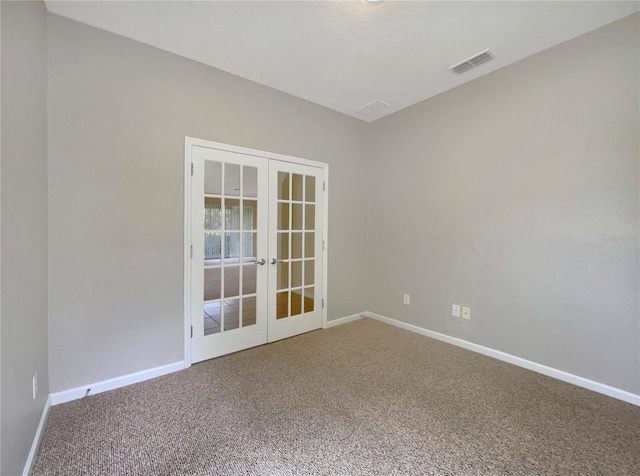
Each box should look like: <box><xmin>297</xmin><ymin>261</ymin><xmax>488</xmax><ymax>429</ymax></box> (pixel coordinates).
<box><xmin>462</xmin><ymin>306</ymin><xmax>471</xmax><ymax>320</ymax></box>
<box><xmin>403</xmin><ymin>294</ymin><xmax>410</xmax><ymax>305</ymax></box>
<box><xmin>33</xmin><ymin>373</ymin><xmax>38</xmax><ymax>399</ymax></box>
<box><xmin>452</xmin><ymin>304</ymin><xmax>461</xmax><ymax>317</ymax></box>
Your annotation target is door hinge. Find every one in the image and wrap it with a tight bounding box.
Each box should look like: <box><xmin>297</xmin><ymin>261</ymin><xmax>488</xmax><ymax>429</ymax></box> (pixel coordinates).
<box><xmin>190</xmin><ymin>245</ymin><xmax>193</xmax><ymax>258</ymax></box>
<box><xmin>191</xmin><ymin>326</ymin><xmax>193</xmax><ymax>338</ymax></box>
<box><xmin>323</xmin><ymin>181</ymin><xmax>326</xmax><ymax>191</ymax></box>
<box><xmin>322</xmin><ymin>240</ymin><xmax>325</xmax><ymax>251</ymax></box>
<box><xmin>322</xmin><ymin>299</ymin><xmax>325</xmax><ymax>309</ymax></box>
<box><xmin>191</xmin><ymin>163</ymin><xmax>194</xmax><ymax>176</ymax></box>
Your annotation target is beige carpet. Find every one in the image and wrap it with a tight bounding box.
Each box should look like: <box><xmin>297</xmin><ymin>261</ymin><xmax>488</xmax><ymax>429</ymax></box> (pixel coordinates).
<box><xmin>32</xmin><ymin>318</ymin><xmax>640</xmax><ymax>475</ymax></box>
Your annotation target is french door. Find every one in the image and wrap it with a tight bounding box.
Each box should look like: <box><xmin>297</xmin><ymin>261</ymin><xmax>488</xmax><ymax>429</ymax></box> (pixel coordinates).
<box><xmin>188</xmin><ymin>142</ymin><xmax>325</xmax><ymax>364</ymax></box>
<box><xmin>268</xmin><ymin>162</ymin><xmax>324</xmax><ymax>342</ymax></box>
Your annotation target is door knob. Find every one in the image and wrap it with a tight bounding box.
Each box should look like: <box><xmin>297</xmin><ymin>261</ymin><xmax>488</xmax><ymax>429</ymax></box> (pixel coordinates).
<box><xmin>270</xmin><ymin>258</ymin><xmax>278</xmax><ymax>265</ymax></box>
<box><xmin>256</xmin><ymin>258</ymin><xmax>266</xmax><ymax>265</ymax></box>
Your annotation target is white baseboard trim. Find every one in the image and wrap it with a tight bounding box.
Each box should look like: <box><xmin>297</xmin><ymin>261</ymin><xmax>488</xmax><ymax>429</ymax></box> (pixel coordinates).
<box><xmin>326</xmin><ymin>313</ymin><xmax>364</xmax><ymax>328</ymax></box>
<box><xmin>50</xmin><ymin>361</ymin><xmax>184</xmax><ymax>406</ymax></box>
<box><xmin>22</xmin><ymin>395</ymin><xmax>52</xmax><ymax>476</ymax></box>
<box><xmin>364</xmin><ymin>311</ymin><xmax>640</xmax><ymax>407</ymax></box>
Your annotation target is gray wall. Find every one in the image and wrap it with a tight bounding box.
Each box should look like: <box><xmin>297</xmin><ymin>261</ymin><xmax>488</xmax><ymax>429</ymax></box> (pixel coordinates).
<box><xmin>47</xmin><ymin>14</ymin><xmax>369</xmax><ymax>393</ymax></box>
<box><xmin>366</xmin><ymin>14</ymin><xmax>639</xmax><ymax>394</ymax></box>
<box><xmin>1</xmin><ymin>1</ymin><xmax>49</xmax><ymax>474</ymax></box>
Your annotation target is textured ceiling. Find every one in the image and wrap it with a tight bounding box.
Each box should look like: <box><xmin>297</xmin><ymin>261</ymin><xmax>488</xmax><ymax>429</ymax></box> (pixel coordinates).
<box><xmin>45</xmin><ymin>1</ymin><xmax>639</xmax><ymax>122</ymax></box>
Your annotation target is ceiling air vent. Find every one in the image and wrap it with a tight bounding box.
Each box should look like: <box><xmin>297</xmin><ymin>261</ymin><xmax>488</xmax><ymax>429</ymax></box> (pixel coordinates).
<box><xmin>450</xmin><ymin>49</ymin><xmax>495</xmax><ymax>74</ymax></box>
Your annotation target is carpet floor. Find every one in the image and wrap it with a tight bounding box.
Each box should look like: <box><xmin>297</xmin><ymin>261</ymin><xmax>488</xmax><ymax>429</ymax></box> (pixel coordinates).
<box><xmin>32</xmin><ymin>318</ymin><xmax>640</xmax><ymax>475</ymax></box>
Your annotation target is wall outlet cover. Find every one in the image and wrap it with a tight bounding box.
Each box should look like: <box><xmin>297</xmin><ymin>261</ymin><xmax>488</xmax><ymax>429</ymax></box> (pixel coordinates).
<box><xmin>462</xmin><ymin>306</ymin><xmax>471</xmax><ymax>320</ymax></box>
<box><xmin>403</xmin><ymin>294</ymin><xmax>411</xmax><ymax>305</ymax></box>
<box><xmin>452</xmin><ymin>304</ymin><xmax>461</xmax><ymax>317</ymax></box>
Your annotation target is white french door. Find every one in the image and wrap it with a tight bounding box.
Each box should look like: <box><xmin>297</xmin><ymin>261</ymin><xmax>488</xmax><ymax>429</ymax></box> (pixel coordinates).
<box><xmin>267</xmin><ymin>162</ymin><xmax>324</xmax><ymax>342</ymax></box>
<box><xmin>190</xmin><ymin>146</ymin><xmax>269</xmax><ymax>363</ymax></box>
<box><xmin>187</xmin><ymin>141</ymin><xmax>325</xmax><ymax>364</ymax></box>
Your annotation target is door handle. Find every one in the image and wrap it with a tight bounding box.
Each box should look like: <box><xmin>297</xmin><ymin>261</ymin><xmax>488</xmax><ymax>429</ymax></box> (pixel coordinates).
<box><xmin>270</xmin><ymin>258</ymin><xmax>278</xmax><ymax>265</ymax></box>
<box><xmin>256</xmin><ymin>258</ymin><xmax>266</xmax><ymax>265</ymax></box>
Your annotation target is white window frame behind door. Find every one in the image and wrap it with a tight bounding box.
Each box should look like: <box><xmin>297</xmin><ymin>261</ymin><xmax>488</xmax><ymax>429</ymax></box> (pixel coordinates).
<box><xmin>183</xmin><ymin>137</ymin><xmax>329</xmax><ymax>368</ymax></box>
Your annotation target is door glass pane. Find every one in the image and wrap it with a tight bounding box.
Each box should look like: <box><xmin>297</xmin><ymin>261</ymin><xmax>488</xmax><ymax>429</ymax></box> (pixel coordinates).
<box><xmin>224</xmin><ymin>233</ymin><xmax>240</xmax><ymax>261</ymax></box>
<box><xmin>304</xmin><ymin>232</ymin><xmax>314</xmax><ymax>259</ymax></box>
<box><xmin>304</xmin><ymin>288</ymin><xmax>314</xmax><ymax>313</ymax></box>
<box><xmin>204</xmin><ymin>302</ymin><xmax>221</xmax><ymax>335</ymax></box>
<box><xmin>243</xmin><ymin>166</ymin><xmax>257</xmax><ymax>198</ymax></box>
<box><xmin>225</xmin><ymin>164</ymin><xmax>240</xmax><ymax>196</ymax></box>
<box><xmin>304</xmin><ymin>260</ymin><xmax>314</xmax><ymax>285</ymax></box>
<box><xmin>305</xmin><ymin>204</ymin><xmax>315</xmax><ymax>230</ymax></box>
<box><xmin>292</xmin><ymin>204</ymin><xmax>303</xmax><ymax>230</ymax></box>
<box><xmin>242</xmin><ymin>264</ymin><xmax>256</xmax><ymax>294</ymax></box>
<box><xmin>204</xmin><ymin>268</ymin><xmax>221</xmax><ymax>301</ymax></box>
<box><xmin>277</xmin><ymin>233</ymin><xmax>289</xmax><ymax>260</ymax></box>
<box><xmin>204</xmin><ymin>232</ymin><xmax>222</xmax><ymax>262</ymax></box>
<box><xmin>305</xmin><ymin>176</ymin><xmax>315</xmax><ymax>202</ymax></box>
<box><xmin>242</xmin><ymin>297</ymin><xmax>256</xmax><ymax>327</ymax></box>
<box><xmin>291</xmin><ymin>261</ymin><xmax>302</xmax><ymax>288</ymax></box>
<box><xmin>277</xmin><ymin>291</ymin><xmax>289</xmax><ymax>319</ymax></box>
<box><xmin>291</xmin><ymin>233</ymin><xmax>302</xmax><ymax>260</ymax></box>
<box><xmin>277</xmin><ymin>262</ymin><xmax>289</xmax><ymax>290</ymax></box>
<box><xmin>223</xmin><ymin>299</ymin><xmax>240</xmax><ymax>331</ymax></box>
<box><xmin>278</xmin><ymin>172</ymin><xmax>289</xmax><ymax>200</ymax></box>
<box><xmin>205</xmin><ymin>161</ymin><xmax>222</xmax><ymax>195</ymax></box>
<box><xmin>278</xmin><ymin>203</ymin><xmax>289</xmax><ymax>230</ymax></box>
<box><xmin>291</xmin><ymin>290</ymin><xmax>302</xmax><ymax>316</ymax></box>
<box><xmin>243</xmin><ymin>201</ymin><xmax>257</xmax><ymax>230</ymax></box>
<box><xmin>242</xmin><ymin>232</ymin><xmax>256</xmax><ymax>260</ymax></box>
<box><xmin>225</xmin><ymin>199</ymin><xmax>241</xmax><ymax>230</ymax></box>
<box><xmin>223</xmin><ymin>266</ymin><xmax>240</xmax><ymax>297</ymax></box>
<box><xmin>204</xmin><ymin>198</ymin><xmax>222</xmax><ymax>231</ymax></box>
<box><xmin>292</xmin><ymin>174</ymin><xmax>303</xmax><ymax>201</ymax></box>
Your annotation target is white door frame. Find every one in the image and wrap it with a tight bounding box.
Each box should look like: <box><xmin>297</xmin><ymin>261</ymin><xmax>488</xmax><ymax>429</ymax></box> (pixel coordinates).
<box><xmin>183</xmin><ymin>136</ymin><xmax>329</xmax><ymax>368</ymax></box>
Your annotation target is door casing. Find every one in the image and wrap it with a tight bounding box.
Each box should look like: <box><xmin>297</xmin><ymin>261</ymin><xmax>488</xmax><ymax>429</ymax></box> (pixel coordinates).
<box><xmin>183</xmin><ymin>137</ymin><xmax>329</xmax><ymax>368</ymax></box>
